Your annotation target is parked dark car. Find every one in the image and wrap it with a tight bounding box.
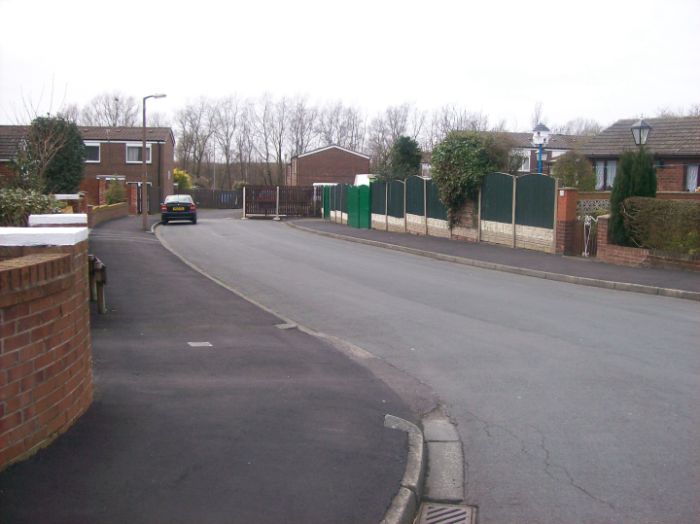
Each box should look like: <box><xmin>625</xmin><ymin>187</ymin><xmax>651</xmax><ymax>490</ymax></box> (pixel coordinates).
<box><xmin>161</xmin><ymin>194</ymin><xmax>197</xmax><ymax>224</ymax></box>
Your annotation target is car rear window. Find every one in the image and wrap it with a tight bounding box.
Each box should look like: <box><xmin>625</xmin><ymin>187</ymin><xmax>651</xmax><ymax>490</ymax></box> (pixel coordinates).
<box><xmin>165</xmin><ymin>195</ymin><xmax>193</xmax><ymax>203</ymax></box>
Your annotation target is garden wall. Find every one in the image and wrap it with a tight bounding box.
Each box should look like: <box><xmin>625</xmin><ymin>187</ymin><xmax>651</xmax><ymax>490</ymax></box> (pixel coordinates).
<box><xmin>596</xmin><ymin>215</ymin><xmax>700</xmax><ymax>271</ymax></box>
<box><xmin>0</xmin><ymin>227</ymin><xmax>93</xmax><ymax>470</ymax></box>
<box><xmin>88</xmin><ymin>202</ymin><xmax>128</xmax><ymax>228</ymax></box>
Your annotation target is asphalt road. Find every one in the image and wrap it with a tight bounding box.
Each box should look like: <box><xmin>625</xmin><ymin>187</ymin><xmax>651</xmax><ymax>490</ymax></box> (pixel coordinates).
<box><xmin>0</xmin><ymin>215</ymin><xmax>414</xmax><ymax>524</ymax></box>
<box><xmin>160</xmin><ymin>210</ymin><xmax>700</xmax><ymax>524</ymax></box>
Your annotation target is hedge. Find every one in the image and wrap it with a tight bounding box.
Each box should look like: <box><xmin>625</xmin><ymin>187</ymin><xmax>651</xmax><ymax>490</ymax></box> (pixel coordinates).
<box><xmin>0</xmin><ymin>188</ymin><xmax>61</xmax><ymax>226</ymax></box>
<box><xmin>621</xmin><ymin>197</ymin><xmax>700</xmax><ymax>255</ymax></box>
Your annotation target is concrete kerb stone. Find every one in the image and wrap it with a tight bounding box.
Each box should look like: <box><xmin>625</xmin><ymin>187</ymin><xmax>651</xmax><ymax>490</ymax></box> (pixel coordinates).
<box><xmin>383</xmin><ymin>415</ymin><xmax>425</xmax><ymax>524</ymax></box>
<box><xmin>285</xmin><ymin>221</ymin><xmax>700</xmax><ymax>302</ymax></box>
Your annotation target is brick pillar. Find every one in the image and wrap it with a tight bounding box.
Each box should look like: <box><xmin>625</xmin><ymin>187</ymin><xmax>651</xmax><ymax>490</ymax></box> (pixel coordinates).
<box><xmin>98</xmin><ymin>179</ymin><xmax>107</xmax><ymax>205</ymax></box>
<box><xmin>128</xmin><ymin>185</ymin><xmax>138</xmax><ymax>214</ymax></box>
<box><xmin>555</xmin><ymin>188</ymin><xmax>578</xmax><ymax>254</ymax></box>
<box><xmin>597</xmin><ymin>215</ymin><xmax>610</xmax><ymax>248</ymax></box>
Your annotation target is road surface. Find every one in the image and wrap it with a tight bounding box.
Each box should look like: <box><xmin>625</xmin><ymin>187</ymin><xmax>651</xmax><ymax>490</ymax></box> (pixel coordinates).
<box><xmin>160</xmin><ymin>210</ymin><xmax>700</xmax><ymax>524</ymax></box>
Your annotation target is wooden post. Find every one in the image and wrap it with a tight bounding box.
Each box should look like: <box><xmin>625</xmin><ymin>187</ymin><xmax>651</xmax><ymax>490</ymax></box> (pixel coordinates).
<box><xmin>512</xmin><ymin>175</ymin><xmax>517</xmax><ymax>248</ymax></box>
<box><xmin>424</xmin><ymin>178</ymin><xmax>428</xmax><ymax>236</ymax></box>
<box><xmin>242</xmin><ymin>186</ymin><xmax>247</xmax><ymax>219</ymax></box>
<box><xmin>477</xmin><ymin>188</ymin><xmax>482</xmax><ymax>243</ymax></box>
<box><xmin>274</xmin><ymin>186</ymin><xmax>280</xmax><ymax>221</ymax></box>
<box><xmin>552</xmin><ymin>179</ymin><xmax>559</xmax><ymax>253</ymax></box>
<box><xmin>385</xmin><ymin>184</ymin><xmax>390</xmax><ymax>230</ymax></box>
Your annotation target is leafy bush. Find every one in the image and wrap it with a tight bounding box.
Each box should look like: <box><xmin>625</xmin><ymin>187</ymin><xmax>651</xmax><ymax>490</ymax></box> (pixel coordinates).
<box><xmin>0</xmin><ymin>188</ymin><xmax>61</xmax><ymax>226</ymax></box>
<box><xmin>551</xmin><ymin>150</ymin><xmax>595</xmax><ymax>190</ymax></box>
<box><xmin>105</xmin><ymin>181</ymin><xmax>126</xmax><ymax>204</ymax></box>
<box><xmin>431</xmin><ymin>131</ymin><xmax>513</xmax><ymax>224</ymax></box>
<box><xmin>621</xmin><ymin>197</ymin><xmax>700</xmax><ymax>255</ymax></box>
<box><xmin>173</xmin><ymin>168</ymin><xmax>193</xmax><ymax>192</ymax></box>
<box><xmin>383</xmin><ymin>136</ymin><xmax>422</xmax><ymax>180</ymax></box>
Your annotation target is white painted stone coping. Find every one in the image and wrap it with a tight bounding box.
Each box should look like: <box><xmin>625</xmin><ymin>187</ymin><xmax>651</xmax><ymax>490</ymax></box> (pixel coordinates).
<box><xmin>28</xmin><ymin>214</ymin><xmax>88</xmax><ymax>226</ymax></box>
<box><xmin>0</xmin><ymin>227</ymin><xmax>89</xmax><ymax>246</ymax></box>
<box><xmin>53</xmin><ymin>194</ymin><xmax>82</xmax><ymax>200</ymax></box>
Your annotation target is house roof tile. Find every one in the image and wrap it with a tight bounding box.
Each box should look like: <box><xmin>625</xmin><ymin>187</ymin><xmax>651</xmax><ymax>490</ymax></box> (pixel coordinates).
<box><xmin>0</xmin><ymin>125</ymin><xmax>174</xmax><ymax>161</ymax></box>
<box><xmin>580</xmin><ymin>116</ymin><xmax>700</xmax><ymax>157</ymax></box>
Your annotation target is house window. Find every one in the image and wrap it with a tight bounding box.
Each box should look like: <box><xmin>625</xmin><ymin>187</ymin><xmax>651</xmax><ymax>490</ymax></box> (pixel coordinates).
<box><xmin>85</xmin><ymin>142</ymin><xmax>100</xmax><ymax>163</ymax></box>
<box><xmin>594</xmin><ymin>160</ymin><xmax>617</xmax><ymax>190</ymax></box>
<box><xmin>517</xmin><ymin>149</ymin><xmax>531</xmax><ymax>172</ymax></box>
<box><xmin>126</xmin><ymin>144</ymin><xmax>152</xmax><ymax>164</ymax></box>
<box><xmin>686</xmin><ymin>164</ymin><xmax>699</xmax><ymax>192</ymax></box>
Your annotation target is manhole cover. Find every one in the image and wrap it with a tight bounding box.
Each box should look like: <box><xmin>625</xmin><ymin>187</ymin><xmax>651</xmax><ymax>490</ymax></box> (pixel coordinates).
<box><xmin>416</xmin><ymin>502</ymin><xmax>476</xmax><ymax>524</ymax></box>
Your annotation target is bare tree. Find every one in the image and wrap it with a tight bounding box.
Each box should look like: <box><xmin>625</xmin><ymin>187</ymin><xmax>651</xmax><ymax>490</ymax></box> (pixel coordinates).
<box><xmin>214</xmin><ymin>96</ymin><xmax>240</xmax><ymax>190</ymax></box>
<box><xmin>81</xmin><ymin>92</ymin><xmax>139</xmax><ymax>126</ymax></box>
<box><xmin>530</xmin><ymin>101</ymin><xmax>546</xmax><ymax>129</ymax></box>
<box><xmin>175</xmin><ymin>98</ymin><xmax>216</xmax><ymax>179</ymax></box>
<box><xmin>316</xmin><ymin>101</ymin><xmax>365</xmax><ymax>151</ymax></box>
<box><xmin>423</xmin><ymin>105</ymin><xmax>491</xmax><ymax>149</ymax></box>
<box><xmin>59</xmin><ymin>103</ymin><xmax>80</xmax><ymax>123</ymax></box>
<box><xmin>271</xmin><ymin>97</ymin><xmax>289</xmax><ymax>184</ymax></box>
<box><xmin>235</xmin><ymin>100</ymin><xmax>257</xmax><ymax>184</ymax></box>
<box><xmin>551</xmin><ymin>118</ymin><xmax>602</xmax><ymax>136</ymax></box>
<box><xmin>287</xmin><ymin>96</ymin><xmax>318</xmax><ymax>157</ymax></box>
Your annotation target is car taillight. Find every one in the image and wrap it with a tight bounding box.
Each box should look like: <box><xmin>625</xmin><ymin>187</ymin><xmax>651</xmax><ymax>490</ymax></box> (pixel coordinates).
<box><xmin>190</xmin><ymin>203</ymin><xmax>197</xmax><ymax>211</ymax></box>
<box><xmin>160</xmin><ymin>204</ymin><xmax>167</xmax><ymax>212</ymax></box>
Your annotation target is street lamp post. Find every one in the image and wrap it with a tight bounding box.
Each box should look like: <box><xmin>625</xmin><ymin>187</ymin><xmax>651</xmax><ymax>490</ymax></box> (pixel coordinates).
<box><xmin>532</xmin><ymin>123</ymin><xmax>550</xmax><ymax>174</ymax></box>
<box><xmin>141</xmin><ymin>93</ymin><xmax>166</xmax><ymax>231</ymax></box>
<box><xmin>631</xmin><ymin>119</ymin><xmax>652</xmax><ymax>147</ymax></box>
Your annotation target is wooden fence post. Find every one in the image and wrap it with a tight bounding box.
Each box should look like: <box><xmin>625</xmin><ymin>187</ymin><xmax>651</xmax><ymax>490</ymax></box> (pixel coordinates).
<box><xmin>274</xmin><ymin>186</ymin><xmax>280</xmax><ymax>221</ymax></box>
<box><xmin>242</xmin><ymin>186</ymin><xmax>247</xmax><ymax>219</ymax></box>
<box><xmin>512</xmin><ymin>176</ymin><xmax>517</xmax><ymax>248</ymax></box>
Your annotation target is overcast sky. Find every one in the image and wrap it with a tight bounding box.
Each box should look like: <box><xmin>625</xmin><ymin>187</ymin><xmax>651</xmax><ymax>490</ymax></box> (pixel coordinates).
<box><xmin>1</xmin><ymin>0</ymin><xmax>698</xmax><ymax>131</ymax></box>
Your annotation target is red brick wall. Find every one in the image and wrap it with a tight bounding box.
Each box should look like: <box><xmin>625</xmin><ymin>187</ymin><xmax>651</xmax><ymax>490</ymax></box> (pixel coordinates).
<box><xmin>294</xmin><ymin>148</ymin><xmax>370</xmax><ymax>186</ymax></box>
<box><xmin>596</xmin><ymin>216</ymin><xmax>700</xmax><ymax>271</ymax></box>
<box><xmin>656</xmin><ymin>164</ymin><xmax>685</xmax><ymax>192</ymax></box>
<box><xmin>0</xmin><ymin>241</ymin><xmax>93</xmax><ymax>470</ymax></box>
<box><xmin>556</xmin><ymin>188</ymin><xmax>579</xmax><ymax>254</ymax></box>
<box><xmin>88</xmin><ymin>202</ymin><xmax>128</xmax><ymax>228</ymax></box>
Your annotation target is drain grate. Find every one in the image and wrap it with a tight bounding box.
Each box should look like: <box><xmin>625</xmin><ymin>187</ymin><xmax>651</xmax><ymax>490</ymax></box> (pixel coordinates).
<box><xmin>416</xmin><ymin>503</ymin><xmax>476</xmax><ymax>524</ymax></box>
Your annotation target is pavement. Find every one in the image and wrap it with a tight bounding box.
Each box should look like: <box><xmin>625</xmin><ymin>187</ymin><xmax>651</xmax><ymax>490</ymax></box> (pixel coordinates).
<box><xmin>288</xmin><ymin>218</ymin><xmax>700</xmax><ymax>300</ymax></box>
<box><xmin>0</xmin><ymin>215</ymin><xmax>423</xmax><ymax>524</ymax></box>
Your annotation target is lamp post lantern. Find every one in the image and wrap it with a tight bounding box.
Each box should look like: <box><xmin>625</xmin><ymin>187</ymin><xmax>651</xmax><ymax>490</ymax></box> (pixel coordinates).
<box><xmin>532</xmin><ymin>123</ymin><xmax>550</xmax><ymax>174</ymax></box>
<box><xmin>141</xmin><ymin>93</ymin><xmax>166</xmax><ymax>231</ymax></box>
<box><xmin>631</xmin><ymin>119</ymin><xmax>652</xmax><ymax>147</ymax></box>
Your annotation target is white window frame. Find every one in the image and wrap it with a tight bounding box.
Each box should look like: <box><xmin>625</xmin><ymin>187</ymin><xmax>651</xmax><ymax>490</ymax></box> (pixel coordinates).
<box><xmin>518</xmin><ymin>149</ymin><xmax>531</xmax><ymax>172</ymax></box>
<box><xmin>126</xmin><ymin>143</ymin><xmax>152</xmax><ymax>164</ymax></box>
<box><xmin>84</xmin><ymin>141</ymin><xmax>101</xmax><ymax>163</ymax></box>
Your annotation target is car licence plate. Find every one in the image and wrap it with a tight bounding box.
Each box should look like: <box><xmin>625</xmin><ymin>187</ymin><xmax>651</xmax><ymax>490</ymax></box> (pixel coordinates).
<box><xmin>172</xmin><ymin>206</ymin><xmax>185</xmax><ymax>211</ymax></box>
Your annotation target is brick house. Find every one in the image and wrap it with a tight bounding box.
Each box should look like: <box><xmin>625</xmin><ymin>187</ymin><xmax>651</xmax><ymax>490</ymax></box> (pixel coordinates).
<box><xmin>285</xmin><ymin>145</ymin><xmax>370</xmax><ymax>186</ymax></box>
<box><xmin>580</xmin><ymin>117</ymin><xmax>700</xmax><ymax>192</ymax></box>
<box><xmin>0</xmin><ymin>125</ymin><xmax>176</xmax><ymax>212</ymax></box>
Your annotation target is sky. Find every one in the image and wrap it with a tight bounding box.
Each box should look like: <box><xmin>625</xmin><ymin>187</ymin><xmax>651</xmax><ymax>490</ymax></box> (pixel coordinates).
<box><xmin>1</xmin><ymin>0</ymin><xmax>698</xmax><ymax>131</ymax></box>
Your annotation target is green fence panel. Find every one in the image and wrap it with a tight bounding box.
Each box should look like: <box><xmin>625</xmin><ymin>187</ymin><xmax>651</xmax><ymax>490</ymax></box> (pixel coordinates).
<box><xmin>388</xmin><ymin>180</ymin><xmax>405</xmax><ymax>218</ymax></box>
<box><xmin>358</xmin><ymin>185</ymin><xmax>371</xmax><ymax>229</ymax></box>
<box><xmin>426</xmin><ymin>179</ymin><xmax>448</xmax><ymax>220</ymax></box>
<box><xmin>371</xmin><ymin>181</ymin><xmax>386</xmax><ymax>214</ymax></box>
<box><xmin>481</xmin><ymin>172</ymin><xmax>514</xmax><ymax>224</ymax></box>
<box><xmin>515</xmin><ymin>174</ymin><xmax>555</xmax><ymax>229</ymax></box>
<box><xmin>341</xmin><ymin>185</ymin><xmax>348</xmax><ymax>213</ymax></box>
<box><xmin>347</xmin><ymin>186</ymin><xmax>359</xmax><ymax>228</ymax></box>
<box><xmin>406</xmin><ymin>176</ymin><xmax>425</xmax><ymax>216</ymax></box>
<box><xmin>323</xmin><ymin>186</ymin><xmax>331</xmax><ymax>218</ymax></box>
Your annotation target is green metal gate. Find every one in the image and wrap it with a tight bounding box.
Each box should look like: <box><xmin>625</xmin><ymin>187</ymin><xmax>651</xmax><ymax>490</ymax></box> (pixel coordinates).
<box><xmin>346</xmin><ymin>185</ymin><xmax>371</xmax><ymax>229</ymax></box>
<box><xmin>323</xmin><ymin>186</ymin><xmax>331</xmax><ymax>218</ymax></box>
